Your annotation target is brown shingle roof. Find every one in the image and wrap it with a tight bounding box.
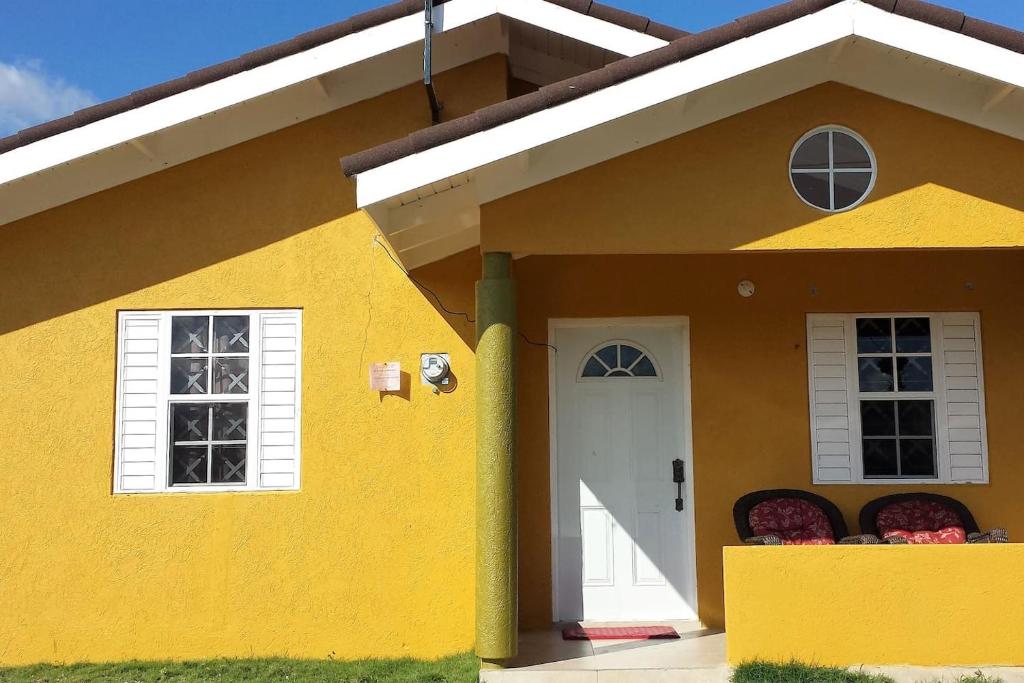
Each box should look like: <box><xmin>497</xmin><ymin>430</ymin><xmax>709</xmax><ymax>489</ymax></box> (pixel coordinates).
<box><xmin>0</xmin><ymin>0</ymin><xmax>686</xmax><ymax>156</ymax></box>
<box><xmin>341</xmin><ymin>0</ymin><xmax>1024</xmax><ymax>176</ymax></box>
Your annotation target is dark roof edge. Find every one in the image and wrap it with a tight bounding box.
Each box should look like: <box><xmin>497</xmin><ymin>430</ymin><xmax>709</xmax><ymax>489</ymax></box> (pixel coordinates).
<box><xmin>342</xmin><ymin>0</ymin><xmax>1024</xmax><ymax>177</ymax></box>
<box><xmin>0</xmin><ymin>0</ymin><xmax>685</xmax><ymax>156</ymax></box>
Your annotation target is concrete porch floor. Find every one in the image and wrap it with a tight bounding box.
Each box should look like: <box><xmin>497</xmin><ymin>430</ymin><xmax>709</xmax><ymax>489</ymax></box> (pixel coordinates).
<box><xmin>479</xmin><ymin>621</ymin><xmax>1024</xmax><ymax>683</ymax></box>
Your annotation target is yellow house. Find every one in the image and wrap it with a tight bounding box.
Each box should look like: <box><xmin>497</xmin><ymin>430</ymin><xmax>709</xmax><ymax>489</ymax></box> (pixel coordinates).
<box><xmin>2</xmin><ymin>0</ymin><xmax>1024</xmax><ymax>673</ymax></box>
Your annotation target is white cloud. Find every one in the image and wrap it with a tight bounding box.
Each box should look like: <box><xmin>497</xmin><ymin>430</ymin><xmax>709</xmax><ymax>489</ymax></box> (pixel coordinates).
<box><xmin>0</xmin><ymin>60</ymin><xmax>96</xmax><ymax>137</ymax></box>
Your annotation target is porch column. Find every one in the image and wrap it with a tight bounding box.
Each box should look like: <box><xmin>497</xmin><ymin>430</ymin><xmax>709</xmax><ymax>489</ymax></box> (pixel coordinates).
<box><xmin>475</xmin><ymin>251</ymin><xmax>518</xmax><ymax>664</ymax></box>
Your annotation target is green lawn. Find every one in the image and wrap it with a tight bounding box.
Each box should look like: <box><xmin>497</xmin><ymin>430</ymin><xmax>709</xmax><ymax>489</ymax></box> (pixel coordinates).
<box><xmin>732</xmin><ymin>661</ymin><xmax>1002</xmax><ymax>683</ymax></box>
<box><xmin>0</xmin><ymin>653</ymin><xmax>479</xmax><ymax>683</ymax></box>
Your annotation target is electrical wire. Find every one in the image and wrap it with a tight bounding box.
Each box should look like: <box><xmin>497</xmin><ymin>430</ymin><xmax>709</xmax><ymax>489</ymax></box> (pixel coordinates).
<box><xmin>373</xmin><ymin>236</ymin><xmax>557</xmax><ymax>352</ymax></box>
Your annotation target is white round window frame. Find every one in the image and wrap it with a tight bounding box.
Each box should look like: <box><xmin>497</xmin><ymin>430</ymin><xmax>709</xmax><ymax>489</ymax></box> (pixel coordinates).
<box><xmin>576</xmin><ymin>339</ymin><xmax>663</xmax><ymax>382</ymax></box>
<box><xmin>788</xmin><ymin>125</ymin><xmax>877</xmax><ymax>213</ymax></box>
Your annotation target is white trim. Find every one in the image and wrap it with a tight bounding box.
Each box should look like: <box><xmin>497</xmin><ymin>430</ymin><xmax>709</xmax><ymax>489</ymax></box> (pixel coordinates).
<box><xmin>788</xmin><ymin>125</ymin><xmax>877</xmax><ymax>213</ymax></box>
<box><xmin>0</xmin><ymin>0</ymin><xmax>665</xmax><ymax>193</ymax></box>
<box><xmin>808</xmin><ymin>311</ymin><xmax>989</xmax><ymax>486</ymax></box>
<box><xmin>355</xmin><ymin>0</ymin><xmax>1024</xmax><ymax>209</ymax></box>
<box><xmin>548</xmin><ymin>316</ymin><xmax>697</xmax><ymax>622</ymax></box>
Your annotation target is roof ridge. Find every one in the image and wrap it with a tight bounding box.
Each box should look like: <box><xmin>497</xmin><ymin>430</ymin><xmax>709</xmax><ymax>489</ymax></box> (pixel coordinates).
<box><xmin>0</xmin><ymin>0</ymin><xmax>686</xmax><ymax>156</ymax></box>
<box><xmin>341</xmin><ymin>0</ymin><xmax>1024</xmax><ymax>177</ymax></box>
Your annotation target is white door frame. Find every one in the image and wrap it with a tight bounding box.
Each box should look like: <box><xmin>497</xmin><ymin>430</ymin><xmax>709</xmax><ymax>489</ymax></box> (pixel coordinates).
<box><xmin>547</xmin><ymin>316</ymin><xmax>698</xmax><ymax>622</ymax></box>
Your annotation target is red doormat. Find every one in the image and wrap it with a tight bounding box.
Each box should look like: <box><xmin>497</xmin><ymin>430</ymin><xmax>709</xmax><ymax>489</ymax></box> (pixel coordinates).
<box><xmin>562</xmin><ymin>625</ymin><xmax>680</xmax><ymax>640</ymax></box>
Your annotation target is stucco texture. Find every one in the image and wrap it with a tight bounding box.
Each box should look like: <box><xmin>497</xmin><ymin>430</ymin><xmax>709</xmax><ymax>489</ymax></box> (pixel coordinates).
<box><xmin>492</xmin><ymin>84</ymin><xmax>1024</xmax><ymax>630</ymax></box>
<box><xmin>724</xmin><ymin>545</ymin><xmax>1024</xmax><ymax>665</ymax></box>
<box><xmin>0</xmin><ymin>56</ymin><xmax>506</xmax><ymax>665</ymax></box>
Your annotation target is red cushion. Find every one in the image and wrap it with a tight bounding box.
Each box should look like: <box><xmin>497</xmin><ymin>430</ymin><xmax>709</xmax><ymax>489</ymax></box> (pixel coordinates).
<box><xmin>876</xmin><ymin>500</ymin><xmax>963</xmax><ymax>537</ymax></box>
<box><xmin>749</xmin><ymin>498</ymin><xmax>836</xmax><ymax>545</ymax></box>
<box><xmin>883</xmin><ymin>527</ymin><xmax>967</xmax><ymax>544</ymax></box>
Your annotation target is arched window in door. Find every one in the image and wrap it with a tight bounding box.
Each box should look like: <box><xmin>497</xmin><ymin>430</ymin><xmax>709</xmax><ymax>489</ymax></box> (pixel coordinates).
<box><xmin>579</xmin><ymin>341</ymin><xmax>660</xmax><ymax>380</ymax></box>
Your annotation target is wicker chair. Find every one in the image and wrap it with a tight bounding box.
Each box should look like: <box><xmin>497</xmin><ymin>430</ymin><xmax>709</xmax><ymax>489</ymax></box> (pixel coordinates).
<box><xmin>733</xmin><ymin>489</ymin><xmax>877</xmax><ymax>545</ymax></box>
<box><xmin>859</xmin><ymin>493</ymin><xmax>1009</xmax><ymax>544</ymax></box>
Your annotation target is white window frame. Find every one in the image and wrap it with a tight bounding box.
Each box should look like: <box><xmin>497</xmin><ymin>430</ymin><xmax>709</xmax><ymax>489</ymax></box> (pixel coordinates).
<box><xmin>113</xmin><ymin>308</ymin><xmax>302</xmax><ymax>494</ymax></box>
<box><xmin>808</xmin><ymin>312</ymin><xmax>989</xmax><ymax>485</ymax></box>
<box><xmin>789</xmin><ymin>125</ymin><xmax>877</xmax><ymax>213</ymax></box>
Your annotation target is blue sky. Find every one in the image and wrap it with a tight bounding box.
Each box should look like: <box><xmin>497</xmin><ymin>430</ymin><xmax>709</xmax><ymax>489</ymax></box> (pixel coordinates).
<box><xmin>1</xmin><ymin>0</ymin><xmax>1021</xmax><ymax>136</ymax></box>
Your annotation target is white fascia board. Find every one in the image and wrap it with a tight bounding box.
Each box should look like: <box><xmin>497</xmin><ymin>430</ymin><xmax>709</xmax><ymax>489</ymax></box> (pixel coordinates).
<box><xmin>497</xmin><ymin>0</ymin><xmax>667</xmax><ymax>56</ymax></box>
<box><xmin>0</xmin><ymin>0</ymin><xmax>496</xmax><ymax>186</ymax></box>
<box><xmin>356</xmin><ymin>1</ymin><xmax>858</xmax><ymax>206</ymax></box>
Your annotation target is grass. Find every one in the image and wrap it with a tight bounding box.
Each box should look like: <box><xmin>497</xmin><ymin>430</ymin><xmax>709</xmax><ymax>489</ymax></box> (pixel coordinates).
<box><xmin>732</xmin><ymin>661</ymin><xmax>1004</xmax><ymax>683</ymax></box>
<box><xmin>0</xmin><ymin>653</ymin><xmax>479</xmax><ymax>683</ymax></box>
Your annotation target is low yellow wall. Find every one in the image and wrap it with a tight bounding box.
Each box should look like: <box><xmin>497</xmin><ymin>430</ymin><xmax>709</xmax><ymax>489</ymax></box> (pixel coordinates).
<box><xmin>724</xmin><ymin>545</ymin><xmax>1024</xmax><ymax>666</ymax></box>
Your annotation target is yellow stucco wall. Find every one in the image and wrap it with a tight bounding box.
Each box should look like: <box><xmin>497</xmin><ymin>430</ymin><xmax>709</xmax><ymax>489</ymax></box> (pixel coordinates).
<box><xmin>0</xmin><ymin>56</ymin><xmax>505</xmax><ymax>666</ymax></box>
<box><xmin>724</xmin><ymin>545</ymin><xmax>1024</xmax><ymax>665</ymax></box>
<box><xmin>497</xmin><ymin>84</ymin><xmax>1024</xmax><ymax>629</ymax></box>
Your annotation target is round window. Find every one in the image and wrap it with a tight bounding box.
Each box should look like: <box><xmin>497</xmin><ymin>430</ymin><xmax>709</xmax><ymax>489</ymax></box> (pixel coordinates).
<box><xmin>789</xmin><ymin>126</ymin><xmax>876</xmax><ymax>212</ymax></box>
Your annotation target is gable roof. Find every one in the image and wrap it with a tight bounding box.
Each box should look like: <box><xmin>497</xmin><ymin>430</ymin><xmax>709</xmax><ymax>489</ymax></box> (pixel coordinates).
<box><xmin>341</xmin><ymin>0</ymin><xmax>1024</xmax><ymax>176</ymax></box>
<box><xmin>0</xmin><ymin>0</ymin><xmax>684</xmax><ymax>156</ymax></box>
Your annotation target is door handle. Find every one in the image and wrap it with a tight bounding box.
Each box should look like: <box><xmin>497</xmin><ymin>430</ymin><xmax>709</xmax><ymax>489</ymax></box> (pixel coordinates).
<box><xmin>672</xmin><ymin>458</ymin><xmax>685</xmax><ymax>511</ymax></box>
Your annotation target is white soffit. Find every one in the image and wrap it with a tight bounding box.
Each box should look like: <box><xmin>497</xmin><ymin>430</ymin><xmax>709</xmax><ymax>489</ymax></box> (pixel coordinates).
<box><xmin>356</xmin><ymin>0</ymin><xmax>1024</xmax><ymax>213</ymax></box>
<box><xmin>0</xmin><ymin>0</ymin><xmax>669</xmax><ymax>226</ymax></box>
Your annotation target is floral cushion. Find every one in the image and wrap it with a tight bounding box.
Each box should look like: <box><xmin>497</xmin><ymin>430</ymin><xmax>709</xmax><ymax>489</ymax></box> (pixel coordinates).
<box><xmin>748</xmin><ymin>498</ymin><xmax>835</xmax><ymax>545</ymax></box>
<box><xmin>876</xmin><ymin>500</ymin><xmax>966</xmax><ymax>544</ymax></box>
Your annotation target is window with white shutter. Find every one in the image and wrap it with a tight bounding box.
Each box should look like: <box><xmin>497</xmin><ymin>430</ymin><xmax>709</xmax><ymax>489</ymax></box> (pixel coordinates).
<box><xmin>114</xmin><ymin>309</ymin><xmax>302</xmax><ymax>493</ymax></box>
<box><xmin>807</xmin><ymin>312</ymin><xmax>988</xmax><ymax>485</ymax></box>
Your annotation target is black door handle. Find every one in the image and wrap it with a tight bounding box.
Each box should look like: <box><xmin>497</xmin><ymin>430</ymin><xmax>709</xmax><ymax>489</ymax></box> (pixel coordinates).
<box><xmin>672</xmin><ymin>458</ymin><xmax>685</xmax><ymax>511</ymax></box>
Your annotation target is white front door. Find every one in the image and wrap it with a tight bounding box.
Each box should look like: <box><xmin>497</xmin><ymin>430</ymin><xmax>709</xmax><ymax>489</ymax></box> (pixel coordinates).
<box><xmin>553</xmin><ymin>320</ymin><xmax>697</xmax><ymax>622</ymax></box>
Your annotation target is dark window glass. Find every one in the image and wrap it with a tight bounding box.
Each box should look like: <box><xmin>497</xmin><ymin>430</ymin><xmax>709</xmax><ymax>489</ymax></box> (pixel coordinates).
<box><xmin>213</xmin><ymin>357</ymin><xmax>249</xmax><ymax>394</ymax></box>
<box><xmin>213</xmin><ymin>403</ymin><xmax>248</xmax><ymax>441</ymax></box>
<box><xmin>895</xmin><ymin>317</ymin><xmax>931</xmax><ymax>353</ymax></box>
<box><xmin>596</xmin><ymin>345</ymin><xmax>618</xmax><ymax>369</ymax></box>
<box><xmin>857</xmin><ymin>318</ymin><xmax>892</xmax><ymax>354</ymax></box>
<box><xmin>171</xmin><ymin>316</ymin><xmax>209</xmax><ymax>354</ymax></box>
<box><xmin>791</xmin><ymin>132</ymin><xmax>830</xmax><ymax>169</ymax></box>
<box><xmin>897</xmin><ymin>400</ymin><xmax>934</xmax><ymax>436</ymax></box>
<box><xmin>632</xmin><ymin>356</ymin><xmax>657</xmax><ymax>377</ymax></box>
<box><xmin>171</xmin><ymin>357</ymin><xmax>208</xmax><ymax>394</ymax></box>
<box><xmin>833</xmin><ymin>172</ymin><xmax>872</xmax><ymax>210</ymax></box>
<box><xmin>172</xmin><ymin>403</ymin><xmax>209</xmax><ymax>442</ymax></box>
<box><xmin>832</xmin><ymin>132</ymin><xmax>872</xmax><ymax>168</ymax></box>
<box><xmin>863</xmin><ymin>439</ymin><xmax>898</xmax><ymax>477</ymax></box>
<box><xmin>900</xmin><ymin>439</ymin><xmax>936</xmax><ymax>477</ymax></box>
<box><xmin>607</xmin><ymin>370</ymin><xmax>631</xmax><ymax>377</ymax></box>
<box><xmin>213</xmin><ymin>315</ymin><xmax>250</xmax><ymax>353</ymax></box>
<box><xmin>582</xmin><ymin>357</ymin><xmax>606</xmax><ymax>377</ymax></box>
<box><xmin>897</xmin><ymin>356</ymin><xmax>933</xmax><ymax>392</ymax></box>
<box><xmin>861</xmin><ymin>401</ymin><xmax>896</xmax><ymax>436</ymax></box>
<box><xmin>171</xmin><ymin>445</ymin><xmax>208</xmax><ymax>485</ymax></box>
<box><xmin>858</xmin><ymin>357</ymin><xmax>894</xmax><ymax>392</ymax></box>
<box><xmin>619</xmin><ymin>345</ymin><xmax>643</xmax><ymax>369</ymax></box>
<box><xmin>212</xmin><ymin>445</ymin><xmax>247</xmax><ymax>484</ymax></box>
<box><xmin>791</xmin><ymin>172</ymin><xmax>830</xmax><ymax>209</ymax></box>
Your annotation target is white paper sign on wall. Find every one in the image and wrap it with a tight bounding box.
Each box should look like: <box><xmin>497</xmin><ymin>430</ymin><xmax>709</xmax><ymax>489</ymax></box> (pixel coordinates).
<box><xmin>369</xmin><ymin>362</ymin><xmax>401</xmax><ymax>392</ymax></box>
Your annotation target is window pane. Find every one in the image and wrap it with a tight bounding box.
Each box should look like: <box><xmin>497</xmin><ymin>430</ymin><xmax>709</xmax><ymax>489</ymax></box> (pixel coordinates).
<box><xmin>856</xmin><ymin>318</ymin><xmax>892</xmax><ymax>354</ymax></box>
<box><xmin>213</xmin><ymin>357</ymin><xmax>249</xmax><ymax>394</ymax></box>
<box><xmin>607</xmin><ymin>370</ymin><xmax>631</xmax><ymax>377</ymax></box>
<box><xmin>211</xmin><ymin>445</ymin><xmax>246</xmax><ymax>484</ymax></box>
<box><xmin>596</xmin><ymin>345</ymin><xmax>617</xmax><ymax>369</ymax></box>
<box><xmin>171</xmin><ymin>357</ymin><xmax>208</xmax><ymax>394</ymax></box>
<box><xmin>632</xmin><ymin>356</ymin><xmax>657</xmax><ymax>377</ymax></box>
<box><xmin>897</xmin><ymin>356</ymin><xmax>933</xmax><ymax>392</ymax></box>
<box><xmin>582</xmin><ymin>357</ymin><xmax>606</xmax><ymax>377</ymax></box>
<box><xmin>860</xmin><ymin>400</ymin><xmax>896</xmax><ymax>436</ymax></box>
<box><xmin>833</xmin><ymin>172</ymin><xmax>872</xmax><ymax>210</ymax></box>
<box><xmin>900</xmin><ymin>438</ymin><xmax>937</xmax><ymax>477</ymax></box>
<box><xmin>858</xmin><ymin>357</ymin><xmax>894</xmax><ymax>392</ymax></box>
<box><xmin>898</xmin><ymin>400</ymin><xmax>934</xmax><ymax>436</ymax></box>
<box><xmin>832</xmin><ymin>131</ymin><xmax>871</xmax><ymax>169</ymax></box>
<box><xmin>171</xmin><ymin>316</ymin><xmax>209</xmax><ymax>354</ymax></box>
<box><xmin>619</xmin><ymin>345</ymin><xmax>642</xmax><ymax>369</ymax></box>
<box><xmin>171</xmin><ymin>445</ymin><xmax>209</xmax><ymax>484</ymax></box>
<box><xmin>213</xmin><ymin>403</ymin><xmax>248</xmax><ymax>441</ymax></box>
<box><xmin>895</xmin><ymin>317</ymin><xmax>931</xmax><ymax>353</ymax></box>
<box><xmin>214</xmin><ymin>316</ymin><xmax>250</xmax><ymax>353</ymax></box>
<box><xmin>791</xmin><ymin>172</ymin><xmax>830</xmax><ymax>209</ymax></box>
<box><xmin>792</xmin><ymin>132</ymin><xmax>829</xmax><ymax>169</ymax></box>
<box><xmin>172</xmin><ymin>403</ymin><xmax>209</xmax><ymax>442</ymax></box>
<box><xmin>863</xmin><ymin>439</ymin><xmax>898</xmax><ymax>477</ymax></box>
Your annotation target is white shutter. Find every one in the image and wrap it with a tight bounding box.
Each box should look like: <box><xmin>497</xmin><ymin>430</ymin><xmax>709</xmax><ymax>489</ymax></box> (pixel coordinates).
<box><xmin>940</xmin><ymin>313</ymin><xmax>988</xmax><ymax>483</ymax></box>
<box><xmin>807</xmin><ymin>315</ymin><xmax>854</xmax><ymax>483</ymax></box>
<box><xmin>257</xmin><ymin>310</ymin><xmax>302</xmax><ymax>490</ymax></box>
<box><xmin>114</xmin><ymin>312</ymin><xmax>163</xmax><ymax>492</ymax></box>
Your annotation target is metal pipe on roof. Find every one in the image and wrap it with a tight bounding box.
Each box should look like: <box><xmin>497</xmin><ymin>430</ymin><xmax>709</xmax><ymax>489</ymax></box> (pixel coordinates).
<box><xmin>424</xmin><ymin>0</ymin><xmax>442</xmax><ymax>125</ymax></box>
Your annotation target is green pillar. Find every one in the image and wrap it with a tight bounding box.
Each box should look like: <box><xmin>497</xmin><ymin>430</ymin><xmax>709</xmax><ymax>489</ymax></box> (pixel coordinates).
<box><xmin>475</xmin><ymin>252</ymin><xmax>517</xmax><ymax>664</ymax></box>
